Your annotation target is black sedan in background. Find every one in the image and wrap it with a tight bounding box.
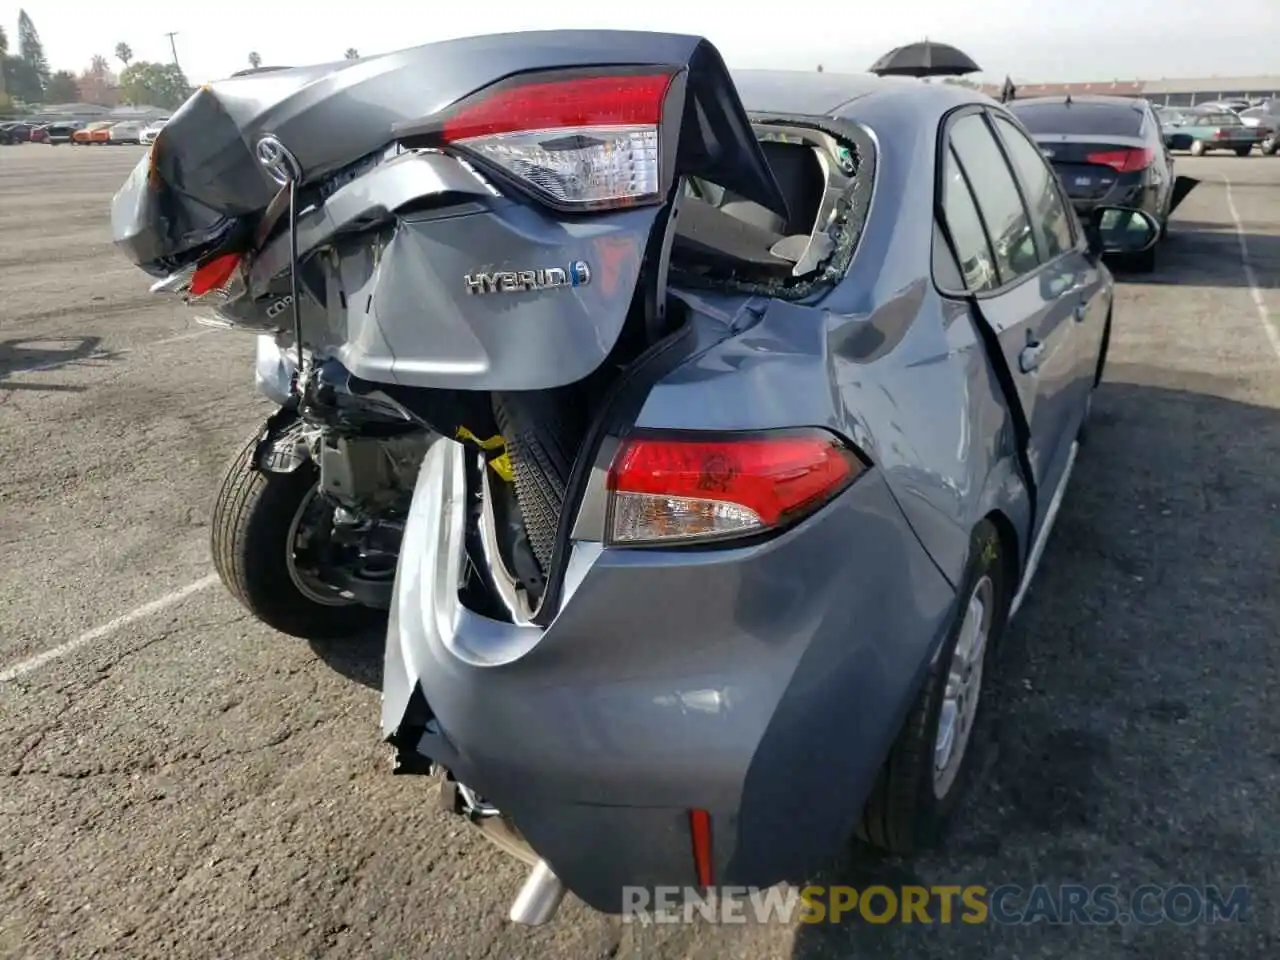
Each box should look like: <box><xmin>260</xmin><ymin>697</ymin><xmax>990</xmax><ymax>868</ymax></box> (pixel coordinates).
<box><xmin>1008</xmin><ymin>95</ymin><xmax>1177</xmax><ymax>271</ymax></box>
<box><xmin>0</xmin><ymin>121</ymin><xmax>37</xmax><ymax>144</ymax></box>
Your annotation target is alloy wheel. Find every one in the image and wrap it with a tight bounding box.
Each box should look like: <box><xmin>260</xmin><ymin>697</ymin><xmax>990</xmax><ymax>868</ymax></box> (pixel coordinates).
<box><xmin>933</xmin><ymin>574</ymin><xmax>995</xmax><ymax>798</ymax></box>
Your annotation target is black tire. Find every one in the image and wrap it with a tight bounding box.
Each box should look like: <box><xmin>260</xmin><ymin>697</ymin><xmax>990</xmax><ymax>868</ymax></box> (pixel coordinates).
<box><xmin>1235</xmin><ymin>145</ymin><xmax>1253</xmax><ymax>157</ymax></box>
<box><xmin>491</xmin><ymin>390</ymin><xmax>584</xmax><ymax>575</ymax></box>
<box><xmin>1189</xmin><ymin>139</ymin><xmax>1206</xmax><ymax>157</ymax></box>
<box><xmin>857</xmin><ymin>519</ymin><xmax>1009</xmax><ymax>855</ymax></box>
<box><xmin>210</xmin><ymin>430</ymin><xmax>383</xmax><ymax>640</ymax></box>
<box><xmin>1263</xmin><ymin>137</ymin><xmax>1279</xmax><ymax>156</ymax></box>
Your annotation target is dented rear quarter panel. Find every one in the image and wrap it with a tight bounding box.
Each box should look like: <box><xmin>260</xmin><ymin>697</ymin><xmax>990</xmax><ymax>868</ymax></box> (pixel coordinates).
<box><xmin>642</xmin><ymin>84</ymin><xmax>1032</xmax><ymax>591</ymax></box>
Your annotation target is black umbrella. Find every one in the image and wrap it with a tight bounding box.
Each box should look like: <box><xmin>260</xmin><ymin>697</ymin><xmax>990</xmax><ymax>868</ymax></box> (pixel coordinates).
<box><xmin>869</xmin><ymin>40</ymin><xmax>981</xmax><ymax>78</ymax></box>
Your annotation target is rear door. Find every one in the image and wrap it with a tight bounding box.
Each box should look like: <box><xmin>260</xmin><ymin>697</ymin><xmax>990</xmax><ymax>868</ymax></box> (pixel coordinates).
<box><xmin>989</xmin><ymin>111</ymin><xmax>1108</xmax><ymax>411</ymax></box>
<box><xmin>935</xmin><ymin>109</ymin><xmax>1086</xmax><ymax>532</ymax></box>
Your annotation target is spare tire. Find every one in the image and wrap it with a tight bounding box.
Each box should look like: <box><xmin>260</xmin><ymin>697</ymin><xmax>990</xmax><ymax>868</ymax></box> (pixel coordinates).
<box><xmin>492</xmin><ymin>390</ymin><xmax>586</xmax><ymax>575</ymax></box>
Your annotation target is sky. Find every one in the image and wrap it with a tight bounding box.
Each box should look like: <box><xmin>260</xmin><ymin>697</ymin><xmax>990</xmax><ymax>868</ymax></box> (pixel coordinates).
<box><xmin>5</xmin><ymin>0</ymin><xmax>1276</xmax><ymax>88</ymax></box>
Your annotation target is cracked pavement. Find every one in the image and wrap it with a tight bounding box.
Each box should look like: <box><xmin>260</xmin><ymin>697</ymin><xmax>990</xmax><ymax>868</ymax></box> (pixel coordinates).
<box><xmin>1</xmin><ymin>144</ymin><xmax>1278</xmax><ymax>960</ymax></box>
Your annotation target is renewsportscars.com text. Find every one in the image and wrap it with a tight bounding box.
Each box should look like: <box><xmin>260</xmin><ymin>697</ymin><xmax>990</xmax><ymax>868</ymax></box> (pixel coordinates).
<box><xmin>621</xmin><ymin>884</ymin><xmax>1249</xmax><ymax>926</ymax></box>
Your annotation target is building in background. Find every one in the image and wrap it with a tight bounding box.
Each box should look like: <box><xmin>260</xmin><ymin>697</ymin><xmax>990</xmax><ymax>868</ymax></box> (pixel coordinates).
<box><xmin>981</xmin><ymin>75</ymin><xmax>1280</xmax><ymax>106</ymax></box>
<box><xmin>1138</xmin><ymin>76</ymin><xmax>1280</xmax><ymax>106</ymax></box>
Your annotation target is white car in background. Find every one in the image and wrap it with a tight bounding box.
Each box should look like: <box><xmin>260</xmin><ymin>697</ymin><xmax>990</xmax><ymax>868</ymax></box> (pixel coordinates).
<box><xmin>108</xmin><ymin>121</ymin><xmax>146</xmax><ymax>144</ymax></box>
<box><xmin>139</xmin><ymin>118</ymin><xmax>169</xmax><ymax>145</ymax></box>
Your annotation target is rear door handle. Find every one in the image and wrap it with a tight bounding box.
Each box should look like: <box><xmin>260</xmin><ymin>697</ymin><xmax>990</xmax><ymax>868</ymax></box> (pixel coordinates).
<box><xmin>1019</xmin><ymin>341</ymin><xmax>1045</xmax><ymax>373</ymax></box>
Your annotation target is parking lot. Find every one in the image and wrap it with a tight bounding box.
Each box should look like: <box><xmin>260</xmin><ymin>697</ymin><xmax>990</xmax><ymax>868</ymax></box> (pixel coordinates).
<box><xmin>1</xmin><ymin>142</ymin><xmax>1278</xmax><ymax>960</ymax></box>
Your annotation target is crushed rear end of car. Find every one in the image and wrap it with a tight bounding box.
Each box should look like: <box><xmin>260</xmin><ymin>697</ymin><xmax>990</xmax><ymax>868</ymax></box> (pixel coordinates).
<box><xmin>383</xmin><ymin>372</ymin><xmax>958</xmax><ymax>916</ymax></box>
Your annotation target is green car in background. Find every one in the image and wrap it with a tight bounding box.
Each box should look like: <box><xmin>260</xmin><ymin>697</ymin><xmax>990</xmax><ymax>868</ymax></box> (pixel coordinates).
<box><xmin>1158</xmin><ymin>107</ymin><xmax>1265</xmax><ymax>156</ymax></box>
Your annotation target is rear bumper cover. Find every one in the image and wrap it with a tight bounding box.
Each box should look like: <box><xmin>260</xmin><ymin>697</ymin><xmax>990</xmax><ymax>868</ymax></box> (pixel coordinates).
<box><xmin>383</xmin><ymin>438</ymin><xmax>957</xmax><ymax>911</ymax></box>
<box><xmin>1070</xmin><ymin>178</ymin><xmax>1150</xmax><ymax>217</ymax></box>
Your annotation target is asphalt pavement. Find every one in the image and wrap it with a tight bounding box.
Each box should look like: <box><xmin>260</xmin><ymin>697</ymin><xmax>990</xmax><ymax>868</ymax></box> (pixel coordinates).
<box><xmin>1</xmin><ymin>142</ymin><xmax>1278</xmax><ymax>960</ymax></box>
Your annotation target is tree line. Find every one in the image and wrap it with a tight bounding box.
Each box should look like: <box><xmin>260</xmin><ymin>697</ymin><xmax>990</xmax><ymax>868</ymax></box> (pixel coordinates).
<box><xmin>3</xmin><ymin>11</ymin><xmax>369</xmax><ymax>116</ymax></box>
<box><xmin>1</xmin><ymin>10</ymin><xmax>192</xmax><ymax>112</ymax></box>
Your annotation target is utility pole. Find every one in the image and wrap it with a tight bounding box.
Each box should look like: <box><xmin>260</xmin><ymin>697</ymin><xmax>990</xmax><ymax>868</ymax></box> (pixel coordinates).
<box><xmin>164</xmin><ymin>31</ymin><xmax>181</xmax><ymax>69</ymax></box>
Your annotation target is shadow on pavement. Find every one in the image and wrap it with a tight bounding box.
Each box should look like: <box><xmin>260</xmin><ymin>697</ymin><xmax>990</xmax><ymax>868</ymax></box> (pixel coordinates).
<box><xmin>789</xmin><ymin>374</ymin><xmax>1279</xmax><ymax>960</ymax></box>
<box><xmin>0</xmin><ymin>335</ymin><xmax>122</xmax><ymax>391</ymax></box>
<box><xmin>309</xmin><ymin>623</ymin><xmax>385</xmax><ymax>690</ymax></box>
<box><xmin>1108</xmin><ymin>227</ymin><xmax>1280</xmax><ymax>288</ymax></box>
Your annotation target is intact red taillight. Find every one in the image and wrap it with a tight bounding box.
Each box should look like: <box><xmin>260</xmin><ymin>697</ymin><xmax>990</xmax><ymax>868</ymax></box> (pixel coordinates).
<box><xmin>438</xmin><ymin>71</ymin><xmax>675</xmax><ymax>210</ymax></box>
<box><xmin>605</xmin><ymin>429</ymin><xmax>864</xmax><ymax>546</ymax></box>
<box><xmin>1085</xmin><ymin>148</ymin><xmax>1155</xmax><ymax>173</ymax></box>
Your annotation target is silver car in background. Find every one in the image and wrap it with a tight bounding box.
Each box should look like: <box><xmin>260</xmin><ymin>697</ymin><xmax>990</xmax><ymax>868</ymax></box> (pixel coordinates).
<box><xmin>138</xmin><ymin>118</ymin><xmax>168</xmax><ymax>145</ymax></box>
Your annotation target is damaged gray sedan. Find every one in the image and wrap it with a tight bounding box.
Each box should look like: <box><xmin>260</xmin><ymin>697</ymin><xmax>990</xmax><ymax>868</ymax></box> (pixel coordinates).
<box><xmin>108</xmin><ymin>30</ymin><xmax>1158</xmax><ymax>925</ymax></box>
<box><xmin>380</xmin><ymin>56</ymin><xmax>1159</xmax><ymax>922</ymax></box>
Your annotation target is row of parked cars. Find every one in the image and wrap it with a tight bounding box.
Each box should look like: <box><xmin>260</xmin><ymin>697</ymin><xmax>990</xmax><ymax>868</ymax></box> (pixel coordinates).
<box><xmin>1004</xmin><ymin>94</ymin><xmax>1199</xmax><ymax>274</ymax></box>
<box><xmin>1156</xmin><ymin>99</ymin><xmax>1279</xmax><ymax>156</ymax></box>
<box><xmin>1002</xmin><ymin>93</ymin><xmax>1279</xmax><ymax>275</ymax></box>
<box><xmin>0</xmin><ymin>117</ymin><xmax>168</xmax><ymax>146</ymax></box>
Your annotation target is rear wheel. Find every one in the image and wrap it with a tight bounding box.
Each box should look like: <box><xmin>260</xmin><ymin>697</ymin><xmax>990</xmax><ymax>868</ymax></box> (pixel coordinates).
<box><xmin>856</xmin><ymin>519</ymin><xmax>1009</xmax><ymax>855</ymax></box>
<box><xmin>1262</xmin><ymin>136</ymin><xmax>1279</xmax><ymax>156</ymax></box>
<box><xmin>210</xmin><ymin>428</ymin><xmax>383</xmax><ymax>640</ymax></box>
<box><xmin>1189</xmin><ymin>139</ymin><xmax>1207</xmax><ymax>157</ymax></box>
<box><xmin>1235</xmin><ymin>145</ymin><xmax>1253</xmax><ymax>157</ymax></box>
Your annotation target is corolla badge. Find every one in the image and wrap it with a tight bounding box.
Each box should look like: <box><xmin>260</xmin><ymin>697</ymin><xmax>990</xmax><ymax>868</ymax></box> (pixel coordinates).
<box><xmin>255</xmin><ymin>135</ymin><xmax>302</xmax><ymax>185</ymax></box>
<box><xmin>464</xmin><ymin>260</ymin><xmax>591</xmax><ymax>295</ymax></box>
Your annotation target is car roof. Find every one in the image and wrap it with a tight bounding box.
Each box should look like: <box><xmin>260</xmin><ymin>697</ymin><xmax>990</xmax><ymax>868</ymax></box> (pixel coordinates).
<box><xmin>729</xmin><ymin>69</ymin><xmax>989</xmax><ymax>119</ymax></box>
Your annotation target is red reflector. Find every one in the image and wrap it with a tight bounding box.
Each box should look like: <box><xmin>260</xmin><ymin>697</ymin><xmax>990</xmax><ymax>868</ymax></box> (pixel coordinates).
<box><xmin>1084</xmin><ymin>148</ymin><xmax>1154</xmax><ymax>173</ymax></box>
<box><xmin>606</xmin><ymin>430</ymin><xmax>862</xmax><ymax>545</ymax></box>
<box><xmin>442</xmin><ymin>73</ymin><xmax>673</xmax><ymax>142</ymax></box>
<box><xmin>188</xmin><ymin>252</ymin><xmax>242</xmax><ymax>297</ymax></box>
<box><xmin>689</xmin><ymin>809</ymin><xmax>714</xmax><ymax>888</ymax></box>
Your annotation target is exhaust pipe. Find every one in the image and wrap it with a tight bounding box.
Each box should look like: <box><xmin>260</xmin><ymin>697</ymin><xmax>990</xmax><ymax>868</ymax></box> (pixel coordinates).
<box><xmin>509</xmin><ymin>859</ymin><xmax>566</xmax><ymax>925</ymax></box>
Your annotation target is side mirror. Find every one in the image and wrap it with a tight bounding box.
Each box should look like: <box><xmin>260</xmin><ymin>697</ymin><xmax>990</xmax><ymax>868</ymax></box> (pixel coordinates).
<box><xmin>1086</xmin><ymin>206</ymin><xmax>1161</xmax><ymax>257</ymax></box>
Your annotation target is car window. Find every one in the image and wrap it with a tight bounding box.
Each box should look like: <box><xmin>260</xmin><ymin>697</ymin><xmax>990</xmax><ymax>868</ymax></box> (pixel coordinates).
<box><xmin>1199</xmin><ymin>112</ymin><xmax>1242</xmax><ymax>126</ymax></box>
<box><xmin>991</xmin><ymin>115</ymin><xmax>1076</xmax><ymax>258</ymax></box>
<box><xmin>1009</xmin><ymin>102</ymin><xmax>1144</xmax><ymax>138</ymax></box>
<box><xmin>938</xmin><ymin>146</ymin><xmax>999</xmax><ymax>293</ymax></box>
<box><xmin>931</xmin><ymin>219</ymin><xmax>966</xmax><ymax>291</ymax></box>
<box><xmin>948</xmin><ymin>114</ymin><xmax>1040</xmax><ymax>286</ymax></box>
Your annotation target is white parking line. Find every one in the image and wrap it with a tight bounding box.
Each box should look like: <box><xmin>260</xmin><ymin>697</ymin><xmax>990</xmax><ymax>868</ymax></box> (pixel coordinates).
<box><xmin>1</xmin><ymin>329</ymin><xmax>212</xmax><ymax>378</ymax></box>
<box><xmin>1222</xmin><ymin>174</ymin><xmax>1280</xmax><ymax>361</ymax></box>
<box><xmin>0</xmin><ymin>575</ymin><xmax>219</xmax><ymax>683</ymax></box>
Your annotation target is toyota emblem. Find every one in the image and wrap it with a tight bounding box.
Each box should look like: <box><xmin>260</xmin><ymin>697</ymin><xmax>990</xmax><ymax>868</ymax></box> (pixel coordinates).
<box><xmin>255</xmin><ymin>135</ymin><xmax>302</xmax><ymax>185</ymax></box>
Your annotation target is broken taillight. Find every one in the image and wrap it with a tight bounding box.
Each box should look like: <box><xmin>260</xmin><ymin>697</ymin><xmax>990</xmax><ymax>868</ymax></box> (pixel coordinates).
<box><xmin>436</xmin><ymin>70</ymin><xmax>675</xmax><ymax>211</ymax></box>
<box><xmin>605</xmin><ymin>429</ymin><xmax>865</xmax><ymax>546</ymax></box>
<box><xmin>188</xmin><ymin>252</ymin><xmax>243</xmax><ymax>297</ymax></box>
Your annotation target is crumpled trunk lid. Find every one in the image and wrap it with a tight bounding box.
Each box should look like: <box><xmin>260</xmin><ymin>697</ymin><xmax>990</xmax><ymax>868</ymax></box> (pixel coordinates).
<box><xmin>111</xmin><ymin>30</ymin><xmax>788</xmax><ymax>274</ymax></box>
